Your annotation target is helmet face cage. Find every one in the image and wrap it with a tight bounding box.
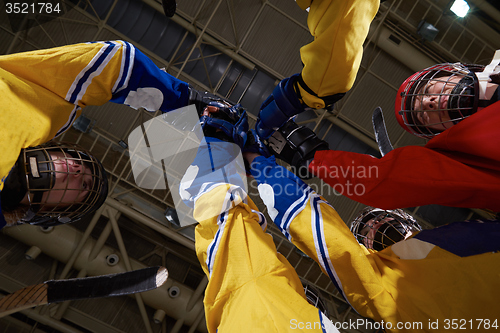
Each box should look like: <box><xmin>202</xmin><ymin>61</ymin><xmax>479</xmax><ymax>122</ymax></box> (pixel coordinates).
<box><xmin>303</xmin><ymin>283</ymin><xmax>329</xmax><ymax>317</ymax></box>
<box><xmin>350</xmin><ymin>207</ymin><xmax>421</xmax><ymax>251</ymax></box>
<box><xmin>21</xmin><ymin>142</ymin><xmax>108</xmax><ymax>225</ymax></box>
<box><xmin>396</xmin><ymin>63</ymin><xmax>479</xmax><ymax>139</ymax></box>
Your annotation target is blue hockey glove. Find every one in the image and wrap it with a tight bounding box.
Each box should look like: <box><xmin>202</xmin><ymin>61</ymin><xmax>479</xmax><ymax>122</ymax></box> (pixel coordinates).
<box><xmin>243</xmin><ymin>129</ymin><xmax>271</xmax><ymax>158</ymax></box>
<box><xmin>242</xmin><ymin>129</ymin><xmax>271</xmax><ymax>174</ymax></box>
<box><xmin>165</xmin><ymin>86</ymin><xmax>248</xmax><ymax>148</ymax></box>
<box><xmin>200</xmin><ymin>102</ymin><xmax>249</xmax><ymax>149</ymax></box>
<box><xmin>255</xmin><ymin>74</ymin><xmax>305</xmax><ymax>139</ymax></box>
<box><xmin>188</xmin><ymin>87</ymin><xmax>233</xmax><ymax>115</ymax></box>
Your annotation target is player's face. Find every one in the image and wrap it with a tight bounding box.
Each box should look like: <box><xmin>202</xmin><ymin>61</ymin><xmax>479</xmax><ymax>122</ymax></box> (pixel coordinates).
<box><xmin>359</xmin><ymin>216</ymin><xmax>416</xmax><ymax>249</ymax></box>
<box><xmin>360</xmin><ymin>216</ymin><xmax>394</xmax><ymax>249</ymax></box>
<box><xmin>412</xmin><ymin>75</ymin><xmax>463</xmax><ymax>131</ymax></box>
<box><xmin>40</xmin><ymin>152</ymin><xmax>93</xmax><ymax>206</ymax></box>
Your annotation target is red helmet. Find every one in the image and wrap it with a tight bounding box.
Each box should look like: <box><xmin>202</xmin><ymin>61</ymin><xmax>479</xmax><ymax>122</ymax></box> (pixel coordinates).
<box><xmin>395</xmin><ymin>63</ymin><xmax>480</xmax><ymax>139</ymax></box>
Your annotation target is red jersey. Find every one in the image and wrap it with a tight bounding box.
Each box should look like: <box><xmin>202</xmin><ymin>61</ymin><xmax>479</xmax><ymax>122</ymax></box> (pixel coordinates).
<box><xmin>308</xmin><ymin>101</ymin><xmax>500</xmax><ymax>211</ymax></box>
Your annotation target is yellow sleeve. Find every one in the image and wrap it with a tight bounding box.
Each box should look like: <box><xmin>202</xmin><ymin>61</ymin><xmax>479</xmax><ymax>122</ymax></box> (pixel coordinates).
<box><xmin>299</xmin><ymin>0</ymin><xmax>379</xmax><ymax>108</ymax></box>
<box><xmin>286</xmin><ymin>197</ymin><xmax>500</xmax><ymax>327</ymax></box>
<box><xmin>194</xmin><ymin>184</ymin><xmax>336</xmax><ymax>332</ymax></box>
<box><xmin>0</xmin><ymin>41</ymin><xmax>124</xmax><ymax>108</ymax></box>
<box><xmin>0</xmin><ymin>41</ymin><xmax>126</xmax><ymax>189</ymax></box>
<box><xmin>284</xmin><ymin>193</ymin><xmax>402</xmax><ymax>324</ymax></box>
<box><xmin>0</xmin><ymin>40</ymin><xmax>190</xmax><ymax>190</ymax></box>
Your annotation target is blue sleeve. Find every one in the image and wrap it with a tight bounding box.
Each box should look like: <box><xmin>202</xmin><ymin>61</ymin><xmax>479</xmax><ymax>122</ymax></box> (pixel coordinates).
<box><xmin>249</xmin><ymin>155</ymin><xmax>317</xmax><ymax>237</ymax></box>
<box><xmin>179</xmin><ymin>137</ymin><xmax>248</xmax><ymax>209</ymax></box>
<box><xmin>106</xmin><ymin>41</ymin><xmax>190</xmax><ymax>112</ymax></box>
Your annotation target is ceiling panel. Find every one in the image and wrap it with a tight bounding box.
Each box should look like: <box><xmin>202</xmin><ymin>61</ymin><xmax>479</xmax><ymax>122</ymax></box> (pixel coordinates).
<box><xmin>240</xmin><ymin>4</ymin><xmax>311</xmax><ymax>77</ymax></box>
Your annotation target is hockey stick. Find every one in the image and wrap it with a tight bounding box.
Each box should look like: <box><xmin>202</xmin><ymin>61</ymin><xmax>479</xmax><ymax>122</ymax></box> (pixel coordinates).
<box><xmin>372</xmin><ymin>107</ymin><xmax>394</xmax><ymax>157</ymax></box>
<box><xmin>0</xmin><ymin>266</ymin><xmax>168</xmax><ymax>318</ymax></box>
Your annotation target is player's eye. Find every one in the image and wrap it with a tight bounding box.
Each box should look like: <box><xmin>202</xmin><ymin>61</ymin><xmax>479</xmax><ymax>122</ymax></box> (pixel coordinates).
<box><xmin>82</xmin><ymin>180</ymin><xmax>91</xmax><ymax>190</ymax></box>
<box><xmin>423</xmin><ymin>84</ymin><xmax>432</xmax><ymax>94</ymax></box>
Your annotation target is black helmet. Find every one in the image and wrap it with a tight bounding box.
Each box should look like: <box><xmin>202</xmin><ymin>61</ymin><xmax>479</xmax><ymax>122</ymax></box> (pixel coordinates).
<box><xmin>1</xmin><ymin>142</ymin><xmax>108</xmax><ymax>226</ymax></box>
<box><xmin>350</xmin><ymin>207</ymin><xmax>421</xmax><ymax>251</ymax></box>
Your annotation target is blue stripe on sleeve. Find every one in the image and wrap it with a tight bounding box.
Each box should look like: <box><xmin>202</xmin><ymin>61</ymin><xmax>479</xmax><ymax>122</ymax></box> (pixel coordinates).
<box><xmin>68</xmin><ymin>42</ymin><xmax>117</xmax><ymax>104</ymax></box>
<box><xmin>206</xmin><ymin>212</ymin><xmax>228</xmax><ymax>277</ymax></box>
<box><xmin>112</xmin><ymin>41</ymin><xmax>133</xmax><ymax>94</ymax></box>
<box><xmin>312</xmin><ymin>197</ymin><xmax>341</xmax><ymax>293</ymax></box>
<box><xmin>280</xmin><ymin>187</ymin><xmax>313</xmax><ymax>240</ymax></box>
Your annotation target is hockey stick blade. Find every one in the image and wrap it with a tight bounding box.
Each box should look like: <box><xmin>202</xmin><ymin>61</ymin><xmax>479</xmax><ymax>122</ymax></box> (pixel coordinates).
<box><xmin>372</xmin><ymin>107</ymin><xmax>394</xmax><ymax>157</ymax></box>
<box><xmin>0</xmin><ymin>266</ymin><xmax>168</xmax><ymax>318</ymax></box>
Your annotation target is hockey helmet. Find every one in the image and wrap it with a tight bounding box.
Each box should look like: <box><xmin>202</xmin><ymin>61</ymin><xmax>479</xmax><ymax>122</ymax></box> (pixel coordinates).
<box><xmin>350</xmin><ymin>207</ymin><xmax>421</xmax><ymax>251</ymax></box>
<box><xmin>395</xmin><ymin>63</ymin><xmax>480</xmax><ymax>139</ymax></box>
<box><xmin>1</xmin><ymin>142</ymin><xmax>108</xmax><ymax>226</ymax></box>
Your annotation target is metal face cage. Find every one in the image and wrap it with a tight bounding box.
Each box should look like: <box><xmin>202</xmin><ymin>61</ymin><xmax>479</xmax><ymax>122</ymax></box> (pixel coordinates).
<box><xmin>15</xmin><ymin>142</ymin><xmax>108</xmax><ymax>226</ymax></box>
<box><xmin>395</xmin><ymin>63</ymin><xmax>479</xmax><ymax>139</ymax></box>
<box><xmin>350</xmin><ymin>207</ymin><xmax>422</xmax><ymax>251</ymax></box>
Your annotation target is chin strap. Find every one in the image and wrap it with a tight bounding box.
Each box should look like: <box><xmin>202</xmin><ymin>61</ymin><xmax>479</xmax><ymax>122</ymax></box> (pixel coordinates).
<box><xmin>476</xmin><ymin>49</ymin><xmax>500</xmax><ymax>100</ymax></box>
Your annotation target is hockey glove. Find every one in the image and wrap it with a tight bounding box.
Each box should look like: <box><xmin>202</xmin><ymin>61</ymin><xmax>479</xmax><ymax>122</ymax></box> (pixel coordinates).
<box><xmin>267</xmin><ymin>120</ymin><xmax>329</xmax><ymax>180</ymax></box>
<box><xmin>188</xmin><ymin>86</ymin><xmax>234</xmax><ymax>115</ymax></box>
<box><xmin>162</xmin><ymin>87</ymin><xmax>235</xmax><ymax>131</ymax></box>
<box><xmin>189</xmin><ymin>86</ymin><xmax>249</xmax><ymax>147</ymax></box>
<box><xmin>199</xmin><ymin>102</ymin><xmax>249</xmax><ymax>149</ymax></box>
<box><xmin>243</xmin><ymin>129</ymin><xmax>271</xmax><ymax>158</ymax></box>
<box><xmin>255</xmin><ymin>73</ymin><xmax>306</xmax><ymax>139</ymax></box>
<box><xmin>242</xmin><ymin>129</ymin><xmax>271</xmax><ymax>174</ymax></box>
<box><xmin>165</xmin><ymin>86</ymin><xmax>248</xmax><ymax>147</ymax></box>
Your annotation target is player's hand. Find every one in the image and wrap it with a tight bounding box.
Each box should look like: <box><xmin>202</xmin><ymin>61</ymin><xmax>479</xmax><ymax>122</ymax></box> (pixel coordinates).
<box><xmin>267</xmin><ymin>120</ymin><xmax>329</xmax><ymax>179</ymax></box>
<box><xmin>255</xmin><ymin>73</ymin><xmax>305</xmax><ymax>139</ymax></box>
<box><xmin>188</xmin><ymin>87</ymin><xmax>234</xmax><ymax>116</ymax></box>
<box><xmin>200</xmin><ymin>102</ymin><xmax>249</xmax><ymax>149</ymax></box>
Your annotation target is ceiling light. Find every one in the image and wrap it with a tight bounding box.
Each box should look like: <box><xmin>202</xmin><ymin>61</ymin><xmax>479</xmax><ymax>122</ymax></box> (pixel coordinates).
<box><xmin>450</xmin><ymin>0</ymin><xmax>470</xmax><ymax>18</ymax></box>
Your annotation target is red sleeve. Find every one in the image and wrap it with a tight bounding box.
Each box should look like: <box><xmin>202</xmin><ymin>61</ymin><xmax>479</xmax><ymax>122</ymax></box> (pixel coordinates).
<box><xmin>425</xmin><ymin>101</ymin><xmax>500</xmax><ymax>169</ymax></box>
<box><xmin>309</xmin><ymin>146</ymin><xmax>500</xmax><ymax>211</ymax></box>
